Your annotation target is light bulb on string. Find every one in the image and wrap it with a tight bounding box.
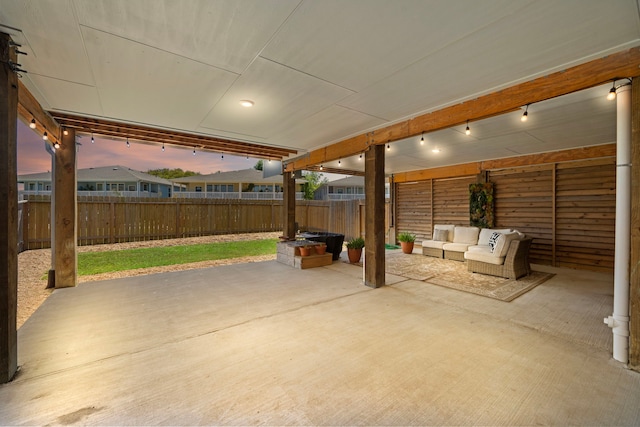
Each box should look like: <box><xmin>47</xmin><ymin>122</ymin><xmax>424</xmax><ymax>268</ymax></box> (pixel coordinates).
<box><xmin>420</xmin><ymin>132</ymin><xmax>425</xmax><ymax>146</ymax></box>
<box><xmin>162</xmin><ymin>143</ymin><xmax>165</xmax><ymax>152</ymax></box>
<box><xmin>521</xmin><ymin>104</ymin><xmax>529</xmax><ymax>122</ymax></box>
<box><xmin>62</xmin><ymin>127</ymin><xmax>69</xmax><ymax>136</ymax></box>
<box><xmin>42</xmin><ymin>131</ymin><xmax>48</xmax><ymax>141</ymax></box>
<box><xmin>126</xmin><ymin>137</ymin><xmax>130</xmax><ymax>148</ymax></box>
<box><xmin>29</xmin><ymin>118</ymin><xmax>36</xmax><ymax>129</ymax></box>
<box><xmin>607</xmin><ymin>81</ymin><xmax>617</xmax><ymax>101</ymax></box>
<box><xmin>91</xmin><ymin>133</ymin><xmax>95</xmax><ymax>144</ymax></box>
<box><xmin>54</xmin><ymin>141</ymin><xmax>60</xmax><ymax>149</ymax></box>
<box><xmin>193</xmin><ymin>149</ymin><xmax>196</xmax><ymax>156</ymax></box>
<box><xmin>465</xmin><ymin>120</ymin><xmax>471</xmax><ymax>136</ymax></box>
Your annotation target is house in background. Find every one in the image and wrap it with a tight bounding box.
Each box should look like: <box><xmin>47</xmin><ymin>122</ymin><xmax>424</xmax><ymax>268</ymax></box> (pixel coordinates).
<box><xmin>18</xmin><ymin>165</ymin><xmax>176</xmax><ymax>198</ymax></box>
<box><xmin>172</xmin><ymin>168</ymin><xmax>304</xmax><ymax>200</ymax></box>
<box><xmin>315</xmin><ymin>176</ymin><xmax>390</xmax><ymax>200</ymax></box>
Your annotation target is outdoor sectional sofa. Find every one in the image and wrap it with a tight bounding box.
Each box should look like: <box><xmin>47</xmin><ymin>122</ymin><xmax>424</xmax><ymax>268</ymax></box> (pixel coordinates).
<box><xmin>421</xmin><ymin>224</ymin><xmax>532</xmax><ymax>279</ymax></box>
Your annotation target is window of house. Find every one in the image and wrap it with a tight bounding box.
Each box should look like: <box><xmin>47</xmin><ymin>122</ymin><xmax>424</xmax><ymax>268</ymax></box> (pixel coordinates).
<box><xmin>128</xmin><ymin>185</ymin><xmax>136</xmax><ymax>191</ymax></box>
<box><xmin>97</xmin><ymin>183</ymin><xmax>104</xmax><ymax>191</ymax></box>
<box><xmin>207</xmin><ymin>184</ymin><xmax>213</xmax><ymax>192</ymax></box>
<box><xmin>28</xmin><ymin>183</ymin><xmax>35</xmax><ymax>190</ymax></box>
<box><xmin>142</xmin><ymin>183</ymin><xmax>149</xmax><ymax>192</ymax></box>
<box><xmin>195</xmin><ymin>186</ymin><xmax>202</xmax><ymax>192</ymax></box>
<box><xmin>118</xmin><ymin>183</ymin><xmax>125</xmax><ymax>191</ymax></box>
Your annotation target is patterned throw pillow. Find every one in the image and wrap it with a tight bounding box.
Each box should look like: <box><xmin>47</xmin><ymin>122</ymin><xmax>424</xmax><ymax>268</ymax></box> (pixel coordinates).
<box><xmin>488</xmin><ymin>232</ymin><xmax>501</xmax><ymax>252</ymax></box>
<box><xmin>433</xmin><ymin>229</ymin><xmax>448</xmax><ymax>242</ymax></box>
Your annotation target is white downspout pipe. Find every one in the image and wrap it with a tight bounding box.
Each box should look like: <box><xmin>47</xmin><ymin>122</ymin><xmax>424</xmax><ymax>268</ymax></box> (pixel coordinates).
<box><xmin>605</xmin><ymin>82</ymin><xmax>632</xmax><ymax>364</ymax></box>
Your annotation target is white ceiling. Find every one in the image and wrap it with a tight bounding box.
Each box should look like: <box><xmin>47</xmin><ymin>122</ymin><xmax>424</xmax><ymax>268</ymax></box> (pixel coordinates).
<box><xmin>2</xmin><ymin>0</ymin><xmax>640</xmax><ymax>174</ymax></box>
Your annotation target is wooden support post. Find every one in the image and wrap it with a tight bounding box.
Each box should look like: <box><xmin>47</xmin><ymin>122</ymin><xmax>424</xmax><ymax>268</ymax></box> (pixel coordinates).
<box><xmin>0</xmin><ymin>32</ymin><xmax>19</xmax><ymax>383</ymax></box>
<box><xmin>629</xmin><ymin>78</ymin><xmax>640</xmax><ymax>371</ymax></box>
<box><xmin>283</xmin><ymin>171</ymin><xmax>296</xmax><ymax>239</ymax></box>
<box><xmin>54</xmin><ymin>128</ymin><xmax>77</xmax><ymax>288</ymax></box>
<box><xmin>364</xmin><ymin>144</ymin><xmax>385</xmax><ymax>288</ymax></box>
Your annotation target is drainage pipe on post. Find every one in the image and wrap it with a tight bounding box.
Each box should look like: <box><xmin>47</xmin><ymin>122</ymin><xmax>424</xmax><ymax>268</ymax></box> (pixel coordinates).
<box><xmin>605</xmin><ymin>81</ymin><xmax>632</xmax><ymax>364</ymax></box>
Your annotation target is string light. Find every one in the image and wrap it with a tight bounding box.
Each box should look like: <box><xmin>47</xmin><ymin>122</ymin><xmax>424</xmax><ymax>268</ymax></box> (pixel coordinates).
<box><xmin>387</xmin><ymin>142</ymin><xmax>390</xmax><ymax>151</ymax></box>
<box><xmin>521</xmin><ymin>104</ymin><xmax>529</xmax><ymax>122</ymax></box>
<box><xmin>62</xmin><ymin>127</ymin><xmax>69</xmax><ymax>136</ymax></box>
<box><xmin>607</xmin><ymin>81</ymin><xmax>617</xmax><ymax>101</ymax></box>
<box><xmin>193</xmin><ymin>149</ymin><xmax>196</xmax><ymax>156</ymax></box>
<box><xmin>465</xmin><ymin>120</ymin><xmax>471</xmax><ymax>136</ymax></box>
<box><xmin>29</xmin><ymin>118</ymin><xmax>36</xmax><ymax>129</ymax></box>
<box><xmin>320</xmin><ymin>165</ymin><xmax>324</xmax><ymax>171</ymax></box>
<box><xmin>359</xmin><ymin>153</ymin><xmax>362</xmax><ymax>160</ymax></box>
<box><xmin>54</xmin><ymin>141</ymin><xmax>60</xmax><ymax>149</ymax></box>
<box><xmin>338</xmin><ymin>159</ymin><xmax>341</xmax><ymax>166</ymax></box>
<box><xmin>91</xmin><ymin>133</ymin><xmax>95</xmax><ymax>144</ymax></box>
<box><xmin>221</xmin><ymin>154</ymin><xmax>224</xmax><ymax>159</ymax></box>
<box><xmin>162</xmin><ymin>143</ymin><xmax>165</xmax><ymax>152</ymax></box>
<box><xmin>126</xmin><ymin>137</ymin><xmax>130</xmax><ymax>148</ymax></box>
<box><xmin>42</xmin><ymin>131</ymin><xmax>48</xmax><ymax>141</ymax></box>
<box><xmin>420</xmin><ymin>132</ymin><xmax>425</xmax><ymax>145</ymax></box>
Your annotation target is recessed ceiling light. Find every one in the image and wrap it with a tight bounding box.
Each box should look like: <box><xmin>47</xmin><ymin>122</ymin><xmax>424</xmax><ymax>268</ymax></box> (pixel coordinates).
<box><xmin>239</xmin><ymin>100</ymin><xmax>254</xmax><ymax>107</ymax></box>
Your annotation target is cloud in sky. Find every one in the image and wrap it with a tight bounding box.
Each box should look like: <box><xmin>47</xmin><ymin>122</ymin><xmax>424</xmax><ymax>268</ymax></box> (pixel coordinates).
<box><xmin>17</xmin><ymin>120</ymin><xmax>255</xmax><ymax>176</ymax></box>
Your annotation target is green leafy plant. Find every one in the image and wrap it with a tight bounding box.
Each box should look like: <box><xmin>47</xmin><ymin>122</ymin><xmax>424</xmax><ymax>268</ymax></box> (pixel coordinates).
<box><xmin>346</xmin><ymin>237</ymin><xmax>365</xmax><ymax>249</ymax></box>
<box><xmin>397</xmin><ymin>231</ymin><xmax>416</xmax><ymax>243</ymax></box>
<box><xmin>469</xmin><ymin>182</ymin><xmax>495</xmax><ymax>228</ymax></box>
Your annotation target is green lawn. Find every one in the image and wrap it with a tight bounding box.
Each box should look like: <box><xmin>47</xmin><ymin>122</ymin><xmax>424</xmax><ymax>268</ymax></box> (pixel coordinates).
<box><xmin>77</xmin><ymin>238</ymin><xmax>277</xmax><ymax>276</ymax></box>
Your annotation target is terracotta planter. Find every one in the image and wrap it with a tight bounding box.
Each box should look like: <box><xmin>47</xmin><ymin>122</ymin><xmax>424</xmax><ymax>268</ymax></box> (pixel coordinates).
<box><xmin>315</xmin><ymin>244</ymin><xmax>327</xmax><ymax>255</ymax></box>
<box><xmin>299</xmin><ymin>246</ymin><xmax>312</xmax><ymax>257</ymax></box>
<box><xmin>400</xmin><ymin>241</ymin><xmax>415</xmax><ymax>254</ymax></box>
<box><xmin>347</xmin><ymin>248</ymin><xmax>363</xmax><ymax>263</ymax></box>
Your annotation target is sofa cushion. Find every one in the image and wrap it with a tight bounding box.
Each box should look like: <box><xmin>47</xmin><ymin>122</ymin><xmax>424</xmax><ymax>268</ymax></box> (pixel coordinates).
<box><xmin>464</xmin><ymin>250</ymin><xmax>506</xmax><ymax>265</ymax></box>
<box><xmin>467</xmin><ymin>245</ymin><xmax>492</xmax><ymax>254</ymax></box>
<box><xmin>433</xmin><ymin>224</ymin><xmax>455</xmax><ymax>242</ymax></box>
<box><xmin>433</xmin><ymin>228</ymin><xmax>449</xmax><ymax>242</ymax></box>
<box><xmin>488</xmin><ymin>232</ymin><xmax>501</xmax><ymax>252</ymax></box>
<box><xmin>442</xmin><ymin>242</ymin><xmax>473</xmax><ymax>253</ymax></box>
<box><xmin>452</xmin><ymin>226</ymin><xmax>480</xmax><ymax>244</ymax></box>
<box><xmin>492</xmin><ymin>232</ymin><xmax>520</xmax><ymax>257</ymax></box>
<box><xmin>478</xmin><ymin>228</ymin><xmax>512</xmax><ymax>246</ymax></box>
<box><xmin>422</xmin><ymin>240</ymin><xmax>447</xmax><ymax>249</ymax></box>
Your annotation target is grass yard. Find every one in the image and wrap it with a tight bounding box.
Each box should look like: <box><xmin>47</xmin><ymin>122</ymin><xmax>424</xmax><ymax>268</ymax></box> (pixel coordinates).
<box><xmin>78</xmin><ymin>238</ymin><xmax>277</xmax><ymax>276</ymax></box>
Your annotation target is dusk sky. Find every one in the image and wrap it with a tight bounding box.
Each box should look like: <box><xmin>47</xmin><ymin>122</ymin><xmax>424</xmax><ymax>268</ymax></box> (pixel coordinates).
<box><xmin>16</xmin><ymin>119</ymin><xmax>261</xmax><ymax>176</ymax></box>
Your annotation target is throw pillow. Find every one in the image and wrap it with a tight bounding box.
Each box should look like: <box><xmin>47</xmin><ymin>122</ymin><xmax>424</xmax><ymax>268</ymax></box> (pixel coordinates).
<box><xmin>493</xmin><ymin>232</ymin><xmax>519</xmax><ymax>257</ymax></box>
<box><xmin>433</xmin><ymin>229</ymin><xmax>448</xmax><ymax>242</ymax></box>
<box><xmin>488</xmin><ymin>232</ymin><xmax>501</xmax><ymax>252</ymax></box>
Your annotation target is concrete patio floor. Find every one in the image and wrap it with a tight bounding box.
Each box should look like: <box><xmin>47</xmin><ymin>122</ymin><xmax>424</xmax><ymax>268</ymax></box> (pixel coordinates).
<box><xmin>1</xmin><ymin>254</ymin><xmax>639</xmax><ymax>425</ymax></box>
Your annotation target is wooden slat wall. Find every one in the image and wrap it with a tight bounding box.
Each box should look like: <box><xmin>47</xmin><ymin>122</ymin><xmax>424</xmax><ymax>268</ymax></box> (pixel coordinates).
<box><xmin>432</xmin><ymin>176</ymin><xmax>477</xmax><ymax>227</ymax></box>
<box><xmin>554</xmin><ymin>158</ymin><xmax>616</xmax><ymax>272</ymax></box>
<box><xmin>396</xmin><ymin>180</ymin><xmax>432</xmax><ymax>241</ymax></box>
<box><xmin>489</xmin><ymin>165</ymin><xmax>554</xmax><ymax>265</ymax></box>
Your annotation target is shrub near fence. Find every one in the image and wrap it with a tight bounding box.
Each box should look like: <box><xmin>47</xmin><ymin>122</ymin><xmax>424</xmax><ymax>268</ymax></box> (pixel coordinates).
<box><xmin>21</xmin><ymin>196</ymin><xmax>387</xmax><ymax>250</ymax></box>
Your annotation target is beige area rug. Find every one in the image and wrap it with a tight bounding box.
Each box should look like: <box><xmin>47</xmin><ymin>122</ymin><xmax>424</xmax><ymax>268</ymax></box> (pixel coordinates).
<box><xmin>383</xmin><ymin>251</ymin><xmax>554</xmax><ymax>302</ymax></box>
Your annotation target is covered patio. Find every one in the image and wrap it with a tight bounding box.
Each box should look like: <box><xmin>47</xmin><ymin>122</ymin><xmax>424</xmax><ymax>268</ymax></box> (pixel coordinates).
<box><xmin>1</xmin><ymin>256</ymin><xmax>638</xmax><ymax>425</ymax></box>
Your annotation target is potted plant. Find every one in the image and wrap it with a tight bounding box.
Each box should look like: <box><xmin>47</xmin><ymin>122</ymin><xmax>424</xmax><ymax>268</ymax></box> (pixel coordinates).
<box><xmin>315</xmin><ymin>243</ymin><xmax>327</xmax><ymax>255</ymax></box>
<box><xmin>299</xmin><ymin>246</ymin><xmax>311</xmax><ymax>257</ymax></box>
<box><xmin>397</xmin><ymin>231</ymin><xmax>416</xmax><ymax>254</ymax></box>
<box><xmin>346</xmin><ymin>237</ymin><xmax>365</xmax><ymax>263</ymax></box>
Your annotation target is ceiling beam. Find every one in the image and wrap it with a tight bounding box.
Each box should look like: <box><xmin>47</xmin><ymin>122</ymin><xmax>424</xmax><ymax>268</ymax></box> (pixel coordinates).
<box><xmin>285</xmin><ymin>47</ymin><xmax>640</xmax><ymax>172</ymax></box>
<box><xmin>47</xmin><ymin>112</ymin><xmax>298</xmax><ymax>160</ymax></box>
<box><xmin>17</xmin><ymin>80</ymin><xmax>61</xmax><ymax>147</ymax></box>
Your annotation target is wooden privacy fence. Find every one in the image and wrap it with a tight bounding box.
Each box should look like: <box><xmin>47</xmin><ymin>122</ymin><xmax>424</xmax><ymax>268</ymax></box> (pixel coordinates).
<box><xmin>394</xmin><ymin>157</ymin><xmax>616</xmax><ymax>272</ymax></box>
<box><xmin>21</xmin><ymin>196</ymin><xmax>389</xmax><ymax>250</ymax></box>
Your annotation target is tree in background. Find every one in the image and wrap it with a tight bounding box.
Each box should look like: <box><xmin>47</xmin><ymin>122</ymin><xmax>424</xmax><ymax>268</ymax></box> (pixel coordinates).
<box><xmin>302</xmin><ymin>171</ymin><xmax>328</xmax><ymax>200</ymax></box>
<box><xmin>147</xmin><ymin>168</ymin><xmax>199</xmax><ymax>179</ymax></box>
<box><xmin>254</xmin><ymin>160</ymin><xmax>263</xmax><ymax>171</ymax></box>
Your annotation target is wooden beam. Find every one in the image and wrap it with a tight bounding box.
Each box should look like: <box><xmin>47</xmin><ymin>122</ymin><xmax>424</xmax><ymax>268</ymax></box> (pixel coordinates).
<box><xmin>393</xmin><ymin>144</ymin><xmax>616</xmax><ymax>184</ymax></box>
<box><xmin>285</xmin><ymin>47</ymin><xmax>640</xmax><ymax>172</ymax></box>
<box><xmin>53</xmin><ymin>128</ymin><xmax>77</xmax><ymax>288</ymax></box>
<box><xmin>17</xmin><ymin>80</ymin><xmax>61</xmax><ymax>147</ymax></box>
<box><xmin>0</xmin><ymin>32</ymin><xmax>18</xmax><ymax>383</ymax></box>
<box><xmin>629</xmin><ymin>78</ymin><xmax>640</xmax><ymax>371</ymax></box>
<box><xmin>283</xmin><ymin>171</ymin><xmax>296</xmax><ymax>240</ymax></box>
<box><xmin>364</xmin><ymin>144</ymin><xmax>385</xmax><ymax>288</ymax></box>
<box><xmin>49</xmin><ymin>112</ymin><xmax>297</xmax><ymax>160</ymax></box>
